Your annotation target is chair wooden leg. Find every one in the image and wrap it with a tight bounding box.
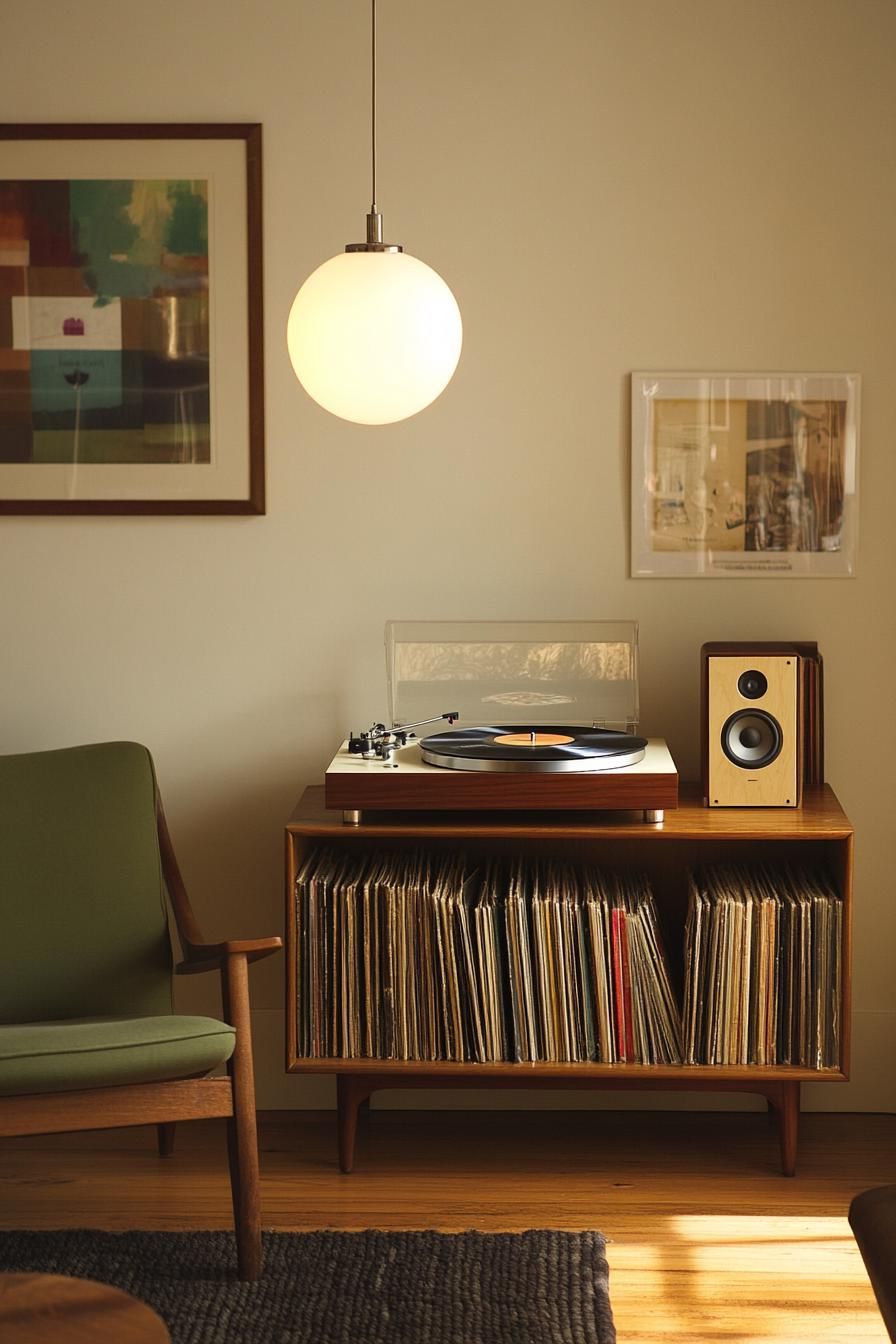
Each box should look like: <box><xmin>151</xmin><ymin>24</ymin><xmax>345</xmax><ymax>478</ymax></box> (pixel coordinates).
<box><xmin>157</xmin><ymin>1122</ymin><xmax>176</xmax><ymax>1157</ymax></box>
<box><xmin>222</xmin><ymin>954</ymin><xmax>262</xmax><ymax>1281</ymax></box>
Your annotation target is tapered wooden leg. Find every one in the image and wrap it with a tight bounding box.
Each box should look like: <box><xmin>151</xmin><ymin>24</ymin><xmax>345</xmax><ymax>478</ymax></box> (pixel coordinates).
<box><xmin>157</xmin><ymin>1122</ymin><xmax>176</xmax><ymax>1157</ymax></box>
<box><xmin>222</xmin><ymin>954</ymin><xmax>262</xmax><ymax>1280</ymax></box>
<box><xmin>777</xmin><ymin>1082</ymin><xmax>800</xmax><ymax>1176</ymax></box>
<box><xmin>337</xmin><ymin>1076</ymin><xmax>373</xmax><ymax>1173</ymax></box>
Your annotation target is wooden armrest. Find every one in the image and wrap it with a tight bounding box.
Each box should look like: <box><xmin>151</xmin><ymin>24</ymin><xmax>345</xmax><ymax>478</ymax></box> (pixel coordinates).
<box><xmin>176</xmin><ymin>937</ymin><xmax>282</xmax><ymax>976</ymax></box>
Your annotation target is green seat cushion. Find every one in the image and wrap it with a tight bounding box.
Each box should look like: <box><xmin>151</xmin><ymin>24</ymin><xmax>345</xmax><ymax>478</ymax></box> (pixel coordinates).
<box><xmin>0</xmin><ymin>1016</ymin><xmax>236</xmax><ymax>1096</ymax></box>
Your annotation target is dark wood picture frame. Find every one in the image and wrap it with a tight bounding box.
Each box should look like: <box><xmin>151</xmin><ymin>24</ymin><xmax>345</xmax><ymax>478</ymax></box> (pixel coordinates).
<box><xmin>0</xmin><ymin>123</ymin><xmax>265</xmax><ymax>515</ymax></box>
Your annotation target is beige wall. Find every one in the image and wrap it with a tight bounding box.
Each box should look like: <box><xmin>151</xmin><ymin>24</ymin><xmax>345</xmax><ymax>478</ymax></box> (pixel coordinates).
<box><xmin>2</xmin><ymin>0</ymin><xmax>894</xmax><ymax>1110</ymax></box>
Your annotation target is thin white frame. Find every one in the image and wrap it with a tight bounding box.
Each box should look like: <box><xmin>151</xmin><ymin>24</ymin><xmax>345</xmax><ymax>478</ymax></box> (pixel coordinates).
<box><xmin>631</xmin><ymin>372</ymin><xmax>859</xmax><ymax>578</ymax></box>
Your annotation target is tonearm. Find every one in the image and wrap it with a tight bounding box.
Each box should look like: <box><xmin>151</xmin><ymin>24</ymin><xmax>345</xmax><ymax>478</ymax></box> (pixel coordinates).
<box><xmin>348</xmin><ymin>712</ymin><xmax>459</xmax><ymax>767</ymax></box>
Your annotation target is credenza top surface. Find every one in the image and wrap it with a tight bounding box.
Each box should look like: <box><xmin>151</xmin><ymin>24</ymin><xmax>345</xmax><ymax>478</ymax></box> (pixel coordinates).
<box><xmin>287</xmin><ymin>784</ymin><xmax>852</xmax><ymax>841</ymax></box>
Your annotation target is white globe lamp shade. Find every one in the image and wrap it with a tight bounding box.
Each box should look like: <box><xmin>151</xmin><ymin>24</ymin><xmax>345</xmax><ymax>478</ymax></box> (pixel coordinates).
<box><xmin>287</xmin><ymin>250</ymin><xmax>462</xmax><ymax>425</ymax></box>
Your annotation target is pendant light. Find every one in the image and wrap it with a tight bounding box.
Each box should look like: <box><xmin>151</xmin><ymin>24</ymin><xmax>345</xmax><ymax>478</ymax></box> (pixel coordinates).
<box><xmin>287</xmin><ymin>0</ymin><xmax>462</xmax><ymax>426</ymax></box>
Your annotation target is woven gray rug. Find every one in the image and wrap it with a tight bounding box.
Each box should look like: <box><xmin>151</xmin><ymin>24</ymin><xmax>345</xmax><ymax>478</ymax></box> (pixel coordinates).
<box><xmin>0</xmin><ymin>1228</ymin><xmax>615</xmax><ymax>1344</ymax></box>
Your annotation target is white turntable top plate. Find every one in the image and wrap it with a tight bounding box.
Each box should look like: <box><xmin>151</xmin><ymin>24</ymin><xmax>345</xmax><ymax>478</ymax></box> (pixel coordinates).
<box><xmin>327</xmin><ymin>737</ymin><xmax>677</xmax><ymax>777</ymax></box>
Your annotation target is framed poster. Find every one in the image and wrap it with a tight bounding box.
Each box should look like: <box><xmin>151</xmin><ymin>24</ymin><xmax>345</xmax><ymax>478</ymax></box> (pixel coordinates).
<box><xmin>631</xmin><ymin>372</ymin><xmax>859</xmax><ymax>577</ymax></box>
<box><xmin>0</xmin><ymin>123</ymin><xmax>264</xmax><ymax>514</ymax></box>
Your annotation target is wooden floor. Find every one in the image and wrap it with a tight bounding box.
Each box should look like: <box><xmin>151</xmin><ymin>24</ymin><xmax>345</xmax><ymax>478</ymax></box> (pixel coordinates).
<box><xmin>1</xmin><ymin>1109</ymin><xmax>893</xmax><ymax>1342</ymax></box>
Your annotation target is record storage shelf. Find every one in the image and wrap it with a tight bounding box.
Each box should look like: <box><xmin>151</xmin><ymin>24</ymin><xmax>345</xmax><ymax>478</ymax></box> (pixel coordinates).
<box><xmin>285</xmin><ymin>784</ymin><xmax>853</xmax><ymax>1175</ymax></box>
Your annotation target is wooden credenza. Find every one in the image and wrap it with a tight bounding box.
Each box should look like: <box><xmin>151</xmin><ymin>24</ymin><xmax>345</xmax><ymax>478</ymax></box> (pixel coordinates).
<box><xmin>285</xmin><ymin>785</ymin><xmax>852</xmax><ymax>1175</ymax></box>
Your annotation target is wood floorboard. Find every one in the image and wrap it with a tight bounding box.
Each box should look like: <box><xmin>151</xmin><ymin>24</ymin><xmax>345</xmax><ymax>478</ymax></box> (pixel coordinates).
<box><xmin>1</xmin><ymin>1110</ymin><xmax>893</xmax><ymax>1341</ymax></box>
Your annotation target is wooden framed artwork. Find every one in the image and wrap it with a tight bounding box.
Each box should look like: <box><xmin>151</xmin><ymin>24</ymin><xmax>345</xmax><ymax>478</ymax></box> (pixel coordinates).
<box><xmin>0</xmin><ymin>123</ymin><xmax>264</xmax><ymax>514</ymax></box>
<box><xmin>631</xmin><ymin>372</ymin><xmax>859</xmax><ymax>577</ymax></box>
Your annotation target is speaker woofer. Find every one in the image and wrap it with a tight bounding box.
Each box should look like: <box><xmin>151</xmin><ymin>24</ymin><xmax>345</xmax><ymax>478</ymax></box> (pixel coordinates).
<box><xmin>721</xmin><ymin>709</ymin><xmax>782</xmax><ymax>770</ymax></box>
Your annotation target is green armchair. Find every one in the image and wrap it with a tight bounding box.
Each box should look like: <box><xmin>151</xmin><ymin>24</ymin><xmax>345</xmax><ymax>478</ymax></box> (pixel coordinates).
<box><xmin>0</xmin><ymin>741</ymin><xmax>281</xmax><ymax>1280</ymax></box>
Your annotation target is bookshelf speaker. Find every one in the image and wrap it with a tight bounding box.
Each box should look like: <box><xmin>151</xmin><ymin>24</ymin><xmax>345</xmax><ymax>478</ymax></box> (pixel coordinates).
<box><xmin>702</xmin><ymin>648</ymin><xmax>801</xmax><ymax>807</ymax></box>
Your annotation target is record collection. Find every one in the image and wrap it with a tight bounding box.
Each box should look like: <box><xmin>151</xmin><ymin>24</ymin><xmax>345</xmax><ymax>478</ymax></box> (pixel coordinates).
<box><xmin>294</xmin><ymin>848</ymin><xmax>682</xmax><ymax>1065</ymax></box>
<box><xmin>683</xmin><ymin>863</ymin><xmax>842</xmax><ymax>1069</ymax></box>
<box><xmin>296</xmin><ymin>851</ymin><xmax>843</xmax><ymax>1071</ymax></box>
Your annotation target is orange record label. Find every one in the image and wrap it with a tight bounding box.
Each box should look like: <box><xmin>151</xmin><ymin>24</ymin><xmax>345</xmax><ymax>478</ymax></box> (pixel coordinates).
<box><xmin>492</xmin><ymin>731</ymin><xmax>576</xmax><ymax>747</ymax></box>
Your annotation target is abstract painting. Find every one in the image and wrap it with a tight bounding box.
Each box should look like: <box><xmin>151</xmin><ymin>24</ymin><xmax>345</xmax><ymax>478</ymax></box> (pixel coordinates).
<box><xmin>0</xmin><ymin>126</ymin><xmax>264</xmax><ymax>513</ymax></box>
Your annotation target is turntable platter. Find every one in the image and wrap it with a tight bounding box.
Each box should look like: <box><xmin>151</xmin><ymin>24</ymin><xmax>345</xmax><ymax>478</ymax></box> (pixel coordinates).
<box><xmin>420</xmin><ymin>725</ymin><xmax>648</xmax><ymax>773</ymax></box>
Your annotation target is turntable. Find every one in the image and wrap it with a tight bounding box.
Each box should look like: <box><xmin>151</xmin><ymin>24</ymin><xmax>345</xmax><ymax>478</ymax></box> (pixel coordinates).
<box><xmin>325</xmin><ymin>620</ymin><xmax>679</xmax><ymax>823</ymax></box>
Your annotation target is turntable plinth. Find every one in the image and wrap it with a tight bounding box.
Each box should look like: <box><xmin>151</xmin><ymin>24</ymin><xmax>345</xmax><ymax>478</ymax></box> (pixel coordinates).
<box><xmin>325</xmin><ymin>739</ymin><xmax>678</xmax><ymax>819</ymax></box>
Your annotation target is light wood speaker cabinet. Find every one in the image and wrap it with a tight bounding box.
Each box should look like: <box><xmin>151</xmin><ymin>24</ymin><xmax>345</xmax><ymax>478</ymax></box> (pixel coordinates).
<box><xmin>703</xmin><ymin>649</ymin><xmax>801</xmax><ymax>807</ymax></box>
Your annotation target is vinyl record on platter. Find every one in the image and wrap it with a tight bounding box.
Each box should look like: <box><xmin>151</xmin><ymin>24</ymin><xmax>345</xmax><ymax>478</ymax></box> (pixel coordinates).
<box><xmin>420</xmin><ymin>725</ymin><xmax>648</xmax><ymax>773</ymax></box>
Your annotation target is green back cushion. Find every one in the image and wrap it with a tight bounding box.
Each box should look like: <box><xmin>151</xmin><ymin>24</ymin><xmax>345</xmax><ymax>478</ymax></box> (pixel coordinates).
<box><xmin>0</xmin><ymin>742</ymin><xmax>173</xmax><ymax>1023</ymax></box>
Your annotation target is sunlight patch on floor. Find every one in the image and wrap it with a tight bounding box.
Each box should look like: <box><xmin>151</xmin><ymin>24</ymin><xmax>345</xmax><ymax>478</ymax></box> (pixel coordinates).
<box><xmin>608</xmin><ymin>1215</ymin><xmax>887</xmax><ymax>1343</ymax></box>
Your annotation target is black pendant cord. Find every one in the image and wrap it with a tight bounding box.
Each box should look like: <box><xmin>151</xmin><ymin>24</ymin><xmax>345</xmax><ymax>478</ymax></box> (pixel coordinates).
<box><xmin>371</xmin><ymin>0</ymin><xmax>377</xmax><ymax>213</ymax></box>
<box><xmin>348</xmin><ymin>0</ymin><xmax>396</xmax><ymax>250</ymax></box>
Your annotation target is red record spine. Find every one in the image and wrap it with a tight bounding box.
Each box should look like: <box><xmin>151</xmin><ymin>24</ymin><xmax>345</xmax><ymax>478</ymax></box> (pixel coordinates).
<box><xmin>611</xmin><ymin>908</ymin><xmax>633</xmax><ymax>1062</ymax></box>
